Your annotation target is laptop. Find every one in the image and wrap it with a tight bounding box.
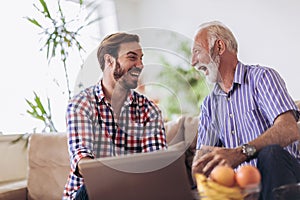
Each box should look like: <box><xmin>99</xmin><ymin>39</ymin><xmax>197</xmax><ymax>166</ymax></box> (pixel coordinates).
<box><xmin>79</xmin><ymin>142</ymin><xmax>196</xmax><ymax>200</ymax></box>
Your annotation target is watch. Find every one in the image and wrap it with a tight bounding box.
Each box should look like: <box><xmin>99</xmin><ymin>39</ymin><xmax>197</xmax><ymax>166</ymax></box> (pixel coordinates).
<box><xmin>241</xmin><ymin>143</ymin><xmax>256</xmax><ymax>162</ymax></box>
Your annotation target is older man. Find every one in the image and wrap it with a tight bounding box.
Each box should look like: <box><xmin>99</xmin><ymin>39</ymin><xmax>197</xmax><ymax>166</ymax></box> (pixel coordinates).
<box><xmin>191</xmin><ymin>21</ymin><xmax>300</xmax><ymax>200</ymax></box>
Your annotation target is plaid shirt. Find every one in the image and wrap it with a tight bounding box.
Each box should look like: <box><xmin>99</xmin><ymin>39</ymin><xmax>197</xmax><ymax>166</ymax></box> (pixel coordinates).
<box><xmin>63</xmin><ymin>81</ymin><xmax>167</xmax><ymax>200</ymax></box>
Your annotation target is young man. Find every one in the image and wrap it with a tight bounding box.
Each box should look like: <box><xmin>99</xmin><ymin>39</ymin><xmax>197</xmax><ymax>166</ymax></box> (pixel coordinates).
<box><xmin>191</xmin><ymin>21</ymin><xmax>300</xmax><ymax>200</ymax></box>
<box><xmin>63</xmin><ymin>33</ymin><xmax>167</xmax><ymax>200</ymax></box>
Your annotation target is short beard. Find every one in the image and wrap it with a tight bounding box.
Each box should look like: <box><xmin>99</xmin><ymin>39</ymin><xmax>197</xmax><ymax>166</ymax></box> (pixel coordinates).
<box><xmin>113</xmin><ymin>61</ymin><xmax>139</xmax><ymax>89</ymax></box>
<box><xmin>113</xmin><ymin>60</ymin><xmax>125</xmax><ymax>81</ymax></box>
<box><xmin>206</xmin><ymin>55</ymin><xmax>220</xmax><ymax>84</ymax></box>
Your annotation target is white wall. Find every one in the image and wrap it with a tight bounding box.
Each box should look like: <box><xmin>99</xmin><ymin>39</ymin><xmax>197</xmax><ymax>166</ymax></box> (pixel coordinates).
<box><xmin>1</xmin><ymin>0</ymin><xmax>299</xmax><ymax>134</ymax></box>
<box><xmin>114</xmin><ymin>0</ymin><xmax>300</xmax><ymax>100</ymax></box>
<box><xmin>0</xmin><ymin>1</ymin><xmax>111</xmax><ymax>134</ymax></box>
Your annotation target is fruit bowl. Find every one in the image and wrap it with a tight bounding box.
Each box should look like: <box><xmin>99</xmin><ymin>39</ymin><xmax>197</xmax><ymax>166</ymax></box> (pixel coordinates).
<box><xmin>241</xmin><ymin>184</ymin><xmax>261</xmax><ymax>200</ymax></box>
<box><xmin>195</xmin><ymin>173</ymin><xmax>261</xmax><ymax>200</ymax></box>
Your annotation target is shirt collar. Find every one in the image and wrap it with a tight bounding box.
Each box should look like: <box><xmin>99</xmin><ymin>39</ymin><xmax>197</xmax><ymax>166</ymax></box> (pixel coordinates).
<box><xmin>94</xmin><ymin>80</ymin><xmax>105</xmax><ymax>102</ymax></box>
<box><xmin>124</xmin><ymin>90</ymin><xmax>137</xmax><ymax>106</ymax></box>
<box><xmin>233</xmin><ymin>61</ymin><xmax>245</xmax><ymax>85</ymax></box>
<box><xmin>95</xmin><ymin>80</ymin><xmax>136</xmax><ymax>106</ymax></box>
<box><xmin>213</xmin><ymin>61</ymin><xmax>245</xmax><ymax>95</ymax></box>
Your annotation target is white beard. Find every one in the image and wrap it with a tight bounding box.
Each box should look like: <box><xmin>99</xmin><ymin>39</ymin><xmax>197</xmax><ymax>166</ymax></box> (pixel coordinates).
<box><xmin>206</xmin><ymin>56</ymin><xmax>220</xmax><ymax>84</ymax></box>
<box><xmin>196</xmin><ymin>55</ymin><xmax>220</xmax><ymax>84</ymax></box>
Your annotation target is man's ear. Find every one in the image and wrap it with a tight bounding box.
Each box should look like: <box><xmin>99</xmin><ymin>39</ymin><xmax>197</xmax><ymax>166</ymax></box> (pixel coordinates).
<box><xmin>216</xmin><ymin>39</ymin><xmax>225</xmax><ymax>55</ymax></box>
<box><xmin>104</xmin><ymin>54</ymin><xmax>114</xmax><ymax>67</ymax></box>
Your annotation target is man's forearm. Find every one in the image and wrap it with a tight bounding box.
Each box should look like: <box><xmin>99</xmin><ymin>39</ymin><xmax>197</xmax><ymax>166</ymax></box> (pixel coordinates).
<box><xmin>249</xmin><ymin>111</ymin><xmax>299</xmax><ymax>152</ymax></box>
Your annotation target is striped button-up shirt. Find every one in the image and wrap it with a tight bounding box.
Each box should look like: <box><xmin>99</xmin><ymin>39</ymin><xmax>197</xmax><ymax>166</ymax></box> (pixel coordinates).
<box><xmin>196</xmin><ymin>62</ymin><xmax>300</xmax><ymax>167</ymax></box>
<box><xmin>63</xmin><ymin>81</ymin><xmax>167</xmax><ymax>199</ymax></box>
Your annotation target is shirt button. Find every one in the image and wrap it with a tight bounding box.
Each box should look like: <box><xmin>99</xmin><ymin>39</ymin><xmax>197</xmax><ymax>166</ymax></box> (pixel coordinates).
<box><xmin>231</xmin><ymin>130</ymin><xmax>235</xmax><ymax>134</ymax></box>
<box><xmin>227</xmin><ymin>97</ymin><xmax>231</xmax><ymax>101</ymax></box>
<box><xmin>229</xmin><ymin>113</ymin><xmax>233</xmax><ymax>118</ymax></box>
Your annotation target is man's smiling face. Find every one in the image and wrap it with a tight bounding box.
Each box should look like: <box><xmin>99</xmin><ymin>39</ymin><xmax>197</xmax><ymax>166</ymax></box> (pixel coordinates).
<box><xmin>113</xmin><ymin>42</ymin><xmax>144</xmax><ymax>89</ymax></box>
<box><xmin>191</xmin><ymin>30</ymin><xmax>220</xmax><ymax>84</ymax></box>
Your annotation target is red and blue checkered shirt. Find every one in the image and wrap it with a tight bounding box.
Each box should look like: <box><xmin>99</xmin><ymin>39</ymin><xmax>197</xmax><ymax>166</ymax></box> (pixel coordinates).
<box><xmin>63</xmin><ymin>81</ymin><xmax>167</xmax><ymax>199</ymax></box>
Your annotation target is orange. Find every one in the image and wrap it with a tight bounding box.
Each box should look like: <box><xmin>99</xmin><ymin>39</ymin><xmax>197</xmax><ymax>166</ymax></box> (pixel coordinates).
<box><xmin>210</xmin><ymin>165</ymin><xmax>236</xmax><ymax>187</ymax></box>
<box><xmin>235</xmin><ymin>165</ymin><xmax>261</xmax><ymax>188</ymax></box>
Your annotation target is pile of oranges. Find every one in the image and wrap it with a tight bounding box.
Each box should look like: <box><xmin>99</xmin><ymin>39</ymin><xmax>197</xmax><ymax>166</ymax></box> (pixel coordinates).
<box><xmin>195</xmin><ymin>165</ymin><xmax>261</xmax><ymax>200</ymax></box>
<box><xmin>210</xmin><ymin>165</ymin><xmax>261</xmax><ymax>189</ymax></box>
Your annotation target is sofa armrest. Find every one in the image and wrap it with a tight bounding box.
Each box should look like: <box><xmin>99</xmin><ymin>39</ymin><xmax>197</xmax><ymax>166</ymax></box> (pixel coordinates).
<box><xmin>0</xmin><ymin>180</ymin><xmax>27</xmax><ymax>200</ymax></box>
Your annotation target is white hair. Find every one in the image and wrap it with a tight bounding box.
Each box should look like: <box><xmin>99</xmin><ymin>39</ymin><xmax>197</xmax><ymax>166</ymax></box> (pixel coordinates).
<box><xmin>197</xmin><ymin>21</ymin><xmax>238</xmax><ymax>54</ymax></box>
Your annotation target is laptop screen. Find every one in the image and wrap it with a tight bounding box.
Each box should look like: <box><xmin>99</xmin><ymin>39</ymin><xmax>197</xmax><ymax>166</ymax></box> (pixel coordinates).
<box><xmin>79</xmin><ymin>145</ymin><xmax>195</xmax><ymax>200</ymax></box>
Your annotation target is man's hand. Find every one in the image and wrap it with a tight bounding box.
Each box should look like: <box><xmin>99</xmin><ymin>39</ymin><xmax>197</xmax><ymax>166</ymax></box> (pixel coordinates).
<box><xmin>192</xmin><ymin>146</ymin><xmax>245</xmax><ymax>177</ymax></box>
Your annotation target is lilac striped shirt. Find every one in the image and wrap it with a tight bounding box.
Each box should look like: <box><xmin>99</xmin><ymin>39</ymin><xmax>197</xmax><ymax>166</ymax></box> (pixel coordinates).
<box><xmin>196</xmin><ymin>62</ymin><xmax>300</xmax><ymax>166</ymax></box>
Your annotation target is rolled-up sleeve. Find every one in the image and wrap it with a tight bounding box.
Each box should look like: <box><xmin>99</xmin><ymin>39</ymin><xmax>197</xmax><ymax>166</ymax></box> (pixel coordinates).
<box><xmin>66</xmin><ymin>97</ymin><xmax>95</xmax><ymax>172</ymax></box>
<box><xmin>256</xmin><ymin>68</ymin><xmax>300</xmax><ymax>123</ymax></box>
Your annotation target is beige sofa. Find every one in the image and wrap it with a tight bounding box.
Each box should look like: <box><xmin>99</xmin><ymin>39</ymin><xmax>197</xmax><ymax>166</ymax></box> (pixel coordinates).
<box><xmin>2</xmin><ymin>101</ymin><xmax>300</xmax><ymax>200</ymax></box>
<box><xmin>0</xmin><ymin>115</ymin><xmax>198</xmax><ymax>200</ymax></box>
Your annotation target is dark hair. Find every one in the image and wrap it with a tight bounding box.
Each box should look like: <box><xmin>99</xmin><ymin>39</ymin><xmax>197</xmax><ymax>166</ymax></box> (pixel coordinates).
<box><xmin>97</xmin><ymin>32</ymin><xmax>140</xmax><ymax>71</ymax></box>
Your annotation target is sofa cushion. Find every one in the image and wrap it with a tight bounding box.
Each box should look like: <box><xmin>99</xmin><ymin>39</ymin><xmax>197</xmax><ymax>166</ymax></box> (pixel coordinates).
<box><xmin>164</xmin><ymin>115</ymin><xmax>198</xmax><ymax>147</ymax></box>
<box><xmin>27</xmin><ymin>133</ymin><xmax>70</xmax><ymax>200</ymax></box>
<box><xmin>165</xmin><ymin>116</ymin><xmax>185</xmax><ymax>146</ymax></box>
<box><xmin>183</xmin><ymin>115</ymin><xmax>198</xmax><ymax>149</ymax></box>
<box><xmin>24</xmin><ymin>116</ymin><xmax>200</xmax><ymax>200</ymax></box>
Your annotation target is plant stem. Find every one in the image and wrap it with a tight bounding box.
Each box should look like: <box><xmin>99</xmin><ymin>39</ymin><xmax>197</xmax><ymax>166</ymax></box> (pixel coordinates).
<box><xmin>63</xmin><ymin>60</ymin><xmax>71</xmax><ymax>100</ymax></box>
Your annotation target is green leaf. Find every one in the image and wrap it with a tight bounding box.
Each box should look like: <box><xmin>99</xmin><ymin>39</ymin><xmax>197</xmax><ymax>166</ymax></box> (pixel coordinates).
<box><xmin>27</xmin><ymin>110</ymin><xmax>45</xmax><ymax>121</ymax></box>
<box><xmin>44</xmin><ymin>37</ymin><xmax>51</xmax><ymax>59</ymax></box>
<box><xmin>39</xmin><ymin>0</ymin><xmax>52</xmax><ymax>19</ymax></box>
<box><xmin>25</xmin><ymin>91</ymin><xmax>57</xmax><ymax>132</ymax></box>
<box><xmin>47</xmin><ymin>97</ymin><xmax>52</xmax><ymax>117</ymax></box>
<box><xmin>51</xmin><ymin>40</ymin><xmax>58</xmax><ymax>59</ymax></box>
<box><xmin>26</xmin><ymin>110</ymin><xmax>35</xmax><ymax>116</ymax></box>
<box><xmin>25</xmin><ymin>98</ymin><xmax>35</xmax><ymax>109</ymax></box>
<box><xmin>25</xmin><ymin>17</ymin><xmax>43</xmax><ymax>28</ymax></box>
<box><xmin>33</xmin><ymin>92</ymin><xmax>47</xmax><ymax>115</ymax></box>
<box><xmin>73</xmin><ymin>39</ymin><xmax>85</xmax><ymax>52</ymax></box>
<box><xmin>57</xmin><ymin>1</ymin><xmax>66</xmax><ymax>23</ymax></box>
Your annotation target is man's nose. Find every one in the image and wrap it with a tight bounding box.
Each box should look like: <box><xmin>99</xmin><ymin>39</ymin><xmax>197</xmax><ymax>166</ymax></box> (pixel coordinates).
<box><xmin>136</xmin><ymin>60</ymin><xmax>144</xmax><ymax>69</ymax></box>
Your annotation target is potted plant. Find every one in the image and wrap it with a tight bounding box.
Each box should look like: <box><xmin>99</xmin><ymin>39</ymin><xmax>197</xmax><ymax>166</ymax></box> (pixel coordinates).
<box><xmin>25</xmin><ymin>0</ymin><xmax>101</xmax><ymax>132</ymax></box>
<box><xmin>13</xmin><ymin>0</ymin><xmax>101</xmax><ymax>145</ymax></box>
